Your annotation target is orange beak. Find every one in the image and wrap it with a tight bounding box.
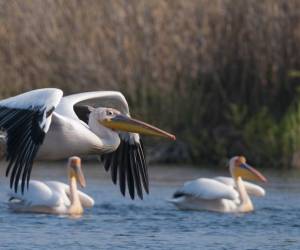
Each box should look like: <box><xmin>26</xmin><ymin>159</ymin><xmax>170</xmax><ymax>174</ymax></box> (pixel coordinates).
<box><xmin>101</xmin><ymin>114</ymin><xmax>176</xmax><ymax>140</ymax></box>
<box><xmin>234</xmin><ymin>163</ymin><xmax>267</xmax><ymax>183</ymax></box>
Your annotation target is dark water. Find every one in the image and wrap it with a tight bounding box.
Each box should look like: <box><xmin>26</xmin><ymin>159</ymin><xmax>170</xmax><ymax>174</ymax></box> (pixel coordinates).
<box><xmin>0</xmin><ymin>162</ymin><xmax>299</xmax><ymax>250</ymax></box>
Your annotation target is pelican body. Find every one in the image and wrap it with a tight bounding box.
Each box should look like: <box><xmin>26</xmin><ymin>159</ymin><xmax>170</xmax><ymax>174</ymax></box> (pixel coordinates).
<box><xmin>0</xmin><ymin>88</ymin><xmax>176</xmax><ymax>199</ymax></box>
<box><xmin>169</xmin><ymin>156</ymin><xmax>267</xmax><ymax>213</ymax></box>
<box><xmin>8</xmin><ymin>156</ymin><xmax>94</xmax><ymax>215</ymax></box>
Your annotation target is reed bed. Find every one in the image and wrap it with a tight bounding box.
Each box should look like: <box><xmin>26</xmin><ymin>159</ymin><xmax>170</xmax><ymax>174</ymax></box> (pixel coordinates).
<box><xmin>0</xmin><ymin>0</ymin><xmax>300</xmax><ymax>167</ymax></box>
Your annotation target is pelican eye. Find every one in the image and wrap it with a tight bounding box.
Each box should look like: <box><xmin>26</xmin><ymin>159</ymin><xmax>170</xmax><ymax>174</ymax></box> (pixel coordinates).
<box><xmin>106</xmin><ymin>110</ymin><xmax>114</xmax><ymax>116</ymax></box>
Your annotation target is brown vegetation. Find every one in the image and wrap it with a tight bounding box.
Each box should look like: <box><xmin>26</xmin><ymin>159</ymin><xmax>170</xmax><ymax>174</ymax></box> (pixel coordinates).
<box><xmin>0</xmin><ymin>0</ymin><xmax>300</xmax><ymax>167</ymax></box>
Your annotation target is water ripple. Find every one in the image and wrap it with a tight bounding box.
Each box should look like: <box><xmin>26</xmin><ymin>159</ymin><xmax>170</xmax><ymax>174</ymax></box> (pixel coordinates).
<box><xmin>1</xmin><ymin>165</ymin><xmax>300</xmax><ymax>250</ymax></box>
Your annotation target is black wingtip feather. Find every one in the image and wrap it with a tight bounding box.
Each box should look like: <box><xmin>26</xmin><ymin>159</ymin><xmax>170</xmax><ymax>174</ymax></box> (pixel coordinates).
<box><xmin>111</xmin><ymin>151</ymin><xmax>118</xmax><ymax>184</ymax></box>
<box><xmin>12</xmin><ymin>135</ymin><xmax>33</xmax><ymax>192</ymax></box>
<box><xmin>118</xmin><ymin>141</ymin><xmax>126</xmax><ymax>196</ymax></box>
<box><xmin>130</xmin><ymin>149</ymin><xmax>143</xmax><ymax>200</ymax></box>
<box><xmin>100</xmin><ymin>135</ymin><xmax>149</xmax><ymax>200</ymax></box>
<box><xmin>0</xmin><ymin>106</ymin><xmax>46</xmax><ymax>194</ymax></box>
<box><xmin>104</xmin><ymin>153</ymin><xmax>112</xmax><ymax>171</ymax></box>
<box><xmin>126</xmin><ymin>146</ymin><xmax>135</xmax><ymax>200</ymax></box>
<box><xmin>135</xmin><ymin>146</ymin><xmax>149</xmax><ymax>194</ymax></box>
<box><xmin>173</xmin><ymin>191</ymin><xmax>185</xmax><ymax>198</ymax></box>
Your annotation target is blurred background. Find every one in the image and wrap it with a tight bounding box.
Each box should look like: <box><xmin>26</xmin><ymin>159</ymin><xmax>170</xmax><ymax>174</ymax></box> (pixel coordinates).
<box><xmin>1</xmin><ymin>0</ymin><xmax>300</xmax><ymax>168</ymax></box>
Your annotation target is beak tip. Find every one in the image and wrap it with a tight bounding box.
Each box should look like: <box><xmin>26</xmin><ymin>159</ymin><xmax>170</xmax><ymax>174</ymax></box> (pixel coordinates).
<box><xmin>171</xmin><ymin>135</ymin><xmax>176</xmax><ymax>140</ymax></box>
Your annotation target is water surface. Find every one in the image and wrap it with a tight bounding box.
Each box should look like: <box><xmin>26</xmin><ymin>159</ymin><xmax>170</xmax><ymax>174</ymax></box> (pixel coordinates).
<box><xmin>0</xmin><ymin>162</ymin><xmax>299</xmax><ymax>250</ymax></box>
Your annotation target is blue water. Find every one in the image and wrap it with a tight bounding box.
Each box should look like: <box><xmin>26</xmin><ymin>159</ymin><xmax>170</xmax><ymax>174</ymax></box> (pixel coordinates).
<box><xmin>0</xmin><ymin>162</ymin><xmax>299</xmax><ymax>250</ymax></box>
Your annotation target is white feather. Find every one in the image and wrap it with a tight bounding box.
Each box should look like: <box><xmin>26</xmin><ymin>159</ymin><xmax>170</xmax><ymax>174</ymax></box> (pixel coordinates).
<box><xmin>8</xmin><ymin>180</ymin><xmax>62</xmax><ymax>207</ymax></box>
<box><xmin>8</xmin><ymin>180</ymin><xmax>94</xmax><ymax>213</ymax></box>
<box><xmin>56</xmin><ymin>91</ymin><xmax>130</xmax><ymax>121</ymax></box>
<box><xmin>0</xmin><ymin>88</ymin><xmax>63</xmax><ymax>111</ymax></box>
<box><xmin>214</xmin><ymin>176</ymin><xmax>266</xmax><ymax>196</ymax></box>
<box><xmin>45</xmin><ymin>181</ymin><xmax>95</xmax><ymax>208</ymax></box>
<box><xmin>0</xmin><ymin>88</ymin><xmax>63</xmax><ymax>133</ymax></box>
<box><xmin>177</xmin><ymin>178</ymin><xmax>239</xmax><ymax>201</ymax></box>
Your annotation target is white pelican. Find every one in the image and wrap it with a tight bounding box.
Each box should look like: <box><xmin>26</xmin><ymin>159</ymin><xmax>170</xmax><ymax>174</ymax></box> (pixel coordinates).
<box><xmin>0</xmin><ymin>88</ymin><xmax>175</xmax><ymax>199</ymax></box>
<box><xmin>8</xmin><ymin>156</ymin><xmax>94</xmax><ymax>215</ymax></box>
<box><xmin>168</xmin><ymin>156</ymin><xmax>267</xmax><ymax>213</ymax></box>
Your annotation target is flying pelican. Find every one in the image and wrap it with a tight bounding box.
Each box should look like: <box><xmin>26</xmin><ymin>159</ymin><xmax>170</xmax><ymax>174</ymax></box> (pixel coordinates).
<box><xmin>8</xmin><ymin>156</ymin><xmax>94</xmax><ymax>215</ymax></box>
<box><xmin>0</xmin><ymin>88</ymin><xmax>176</xmax><ymax>199</ymax></box>
<box><xmin>168</xmin><ymin>156</ymin><xmax>267</xmax><ymax>213</ymax></box>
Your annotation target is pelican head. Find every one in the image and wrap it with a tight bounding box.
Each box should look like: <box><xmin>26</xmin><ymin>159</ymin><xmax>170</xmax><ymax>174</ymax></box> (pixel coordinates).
<box><xmin>92</xmin><ymin>107</ymin><xmax>176</xmax><ymax>140</ymax></box>
<box><xmin>229</xmin><ymin>156</ymin><xmax>267</xmax><ymax>182</ymax></box>
<box><xmin>68</xmin><ymin>156</ymin><xmax>86</xmax><ymax>188</ymax></box>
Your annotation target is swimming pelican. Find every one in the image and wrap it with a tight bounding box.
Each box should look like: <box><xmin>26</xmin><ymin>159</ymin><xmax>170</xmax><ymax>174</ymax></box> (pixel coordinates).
<box><xmin>0</xmin><ymin>88</ymin><xmax>175</xmax><ymax>199</ymax></box>
<box><xmin>8</xmin><ymin>156</ymin><xmax>94</xmax><ymax>215</ymax></box>
<box><xmin>168</xmin><ymin>156</ymin><xmax>267</xmax><ymax>213</ymax></box>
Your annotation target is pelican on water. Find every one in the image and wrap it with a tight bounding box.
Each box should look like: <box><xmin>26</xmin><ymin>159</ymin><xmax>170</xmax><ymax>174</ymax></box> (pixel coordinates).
<box><xmin>8</xmin><ymin>156</ymin><xmax>94</xmax><ymax>215</ymax></box>
<box><xmin>168</xmin><ymin>156</ymin><xmax>267</xmax><ymax>213</ymax></box>
<box><xmin>0</xmin><ymin>88</ymin><xmax>176</xmax><ymax>199</ymax></box>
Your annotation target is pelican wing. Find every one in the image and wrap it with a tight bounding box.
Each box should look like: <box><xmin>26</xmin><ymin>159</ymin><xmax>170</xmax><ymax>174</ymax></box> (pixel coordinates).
<box><xmin>45</xmin><ymin>181</ymin><xmax>95</xmax><ymax>208</ymax></box>
<box><xmin>103</xmin><ymin>132</ymin><xmax>148</xmax><ymax>200</ymax></box>
<box><xmin>56</xmin><ymin>91</ymin><xmax>129</xmax><ymax>120</ymax></box>
<box><xmin>0</xmin><ymin>88</ymin><xmax>63</xmax><ymax>192</ymax></box>
<box><xmin>76</xmin><ymin>190</ymin><xmax>95</xmax><ymax>208</ymax></box>
<box><xmin>173</xmin><ymin>178</ymin><xmax>239</xmax><ymax>200</ymax></box>
<box><xmin>8</xmin><ymin>180</ymin><xmax>61</xmax><ymax>207</ymax></box>
<box><xmin>55</xmin><ymin>91</ymin><xmax>147</xmax><ymax>200</ymax></box>
<box><xmin>214</xmin><ymin>176</ymin><xmax>266</xmax><ymax>196</ymax></box>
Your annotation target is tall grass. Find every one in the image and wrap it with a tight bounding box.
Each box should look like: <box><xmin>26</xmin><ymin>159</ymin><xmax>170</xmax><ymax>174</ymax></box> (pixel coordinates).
<box><xmin>0</xmin><ymin>0</ymin><xmax>300</xmax><ymax>167</ymax></box>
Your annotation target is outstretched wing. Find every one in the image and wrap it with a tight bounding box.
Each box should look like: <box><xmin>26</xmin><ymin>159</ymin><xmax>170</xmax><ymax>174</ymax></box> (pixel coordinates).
<box><xmin>0</xmin><ymin>88</ymin><xmax>63</xmax><ymax>193</ymax></box>
<box><xmin>56</xmin><ymin>91</ymin><xmax>148</xmax><ymax>200</ymax></box>
<box><xmin>55</xmin><ymin>91</ymin><xmax>129</xmax><ymax>120</ymax></box>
